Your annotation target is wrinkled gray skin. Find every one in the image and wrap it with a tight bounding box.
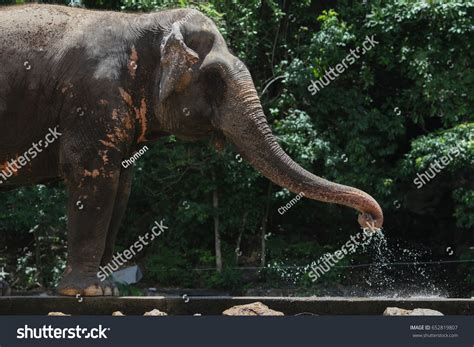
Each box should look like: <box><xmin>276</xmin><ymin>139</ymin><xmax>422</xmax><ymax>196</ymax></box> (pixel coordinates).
<box><xmin>0</xmin><ymin>5</ymin><xmax>383</xmax><ymax>296</ymax></box>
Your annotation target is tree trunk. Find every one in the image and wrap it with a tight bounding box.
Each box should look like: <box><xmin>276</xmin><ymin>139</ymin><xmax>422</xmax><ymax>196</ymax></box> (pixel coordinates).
<box><xmin>212</xmin><ymin>170</ymin><xmax>222</xmax><ymax>273</ymax></box>
<box><xmin>260</xmin><ymin>182</ymin><xmax>273</xmax><ymax>268</ymax></box>
<box><xmin>33</xmin><ymin>228</ymin><xmax>42</xmax><ymax>287</ymax></box>
<box><xmin>235</xmin><ymin>211</ymin><xmax>248</xmax><ymax>265</ymax></box>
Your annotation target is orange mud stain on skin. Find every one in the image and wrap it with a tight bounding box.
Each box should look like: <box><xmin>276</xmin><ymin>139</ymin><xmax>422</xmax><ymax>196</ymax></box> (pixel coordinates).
<box><xmin>99</xmin><ymin>123</ymin><xmax>130</xmax><ymax>152</ymax></box>
<box><xmin>107</xmin><ymin>110</ymin><xmax>134</xmax><ymax>146</ymax></box>
<box><xmin>0</xmin><ymin>156</ymin><xmax>22</xmax><ymax>176</ymax></box>
<box><xmin>118</xmin><ymin>87</ymin><xmax>149</xmax><ymax>143</ymax></box>
<box><xmin>83</xmin><ymin>168</ymin><xmax>116</xmax><ymax>180</ymax></box>
<box><xmin>123</xmin><ymin>112</ymin><xmax>134</xmax><ymax>130</ymax></box>
<box><xmin>83</xmin><ymin>169</ymin><xmax>100</xmax><ymax>178</ymax></box>
<box><xmin>130</xmin><ymin>46</ymin><xmax>138</xmax><ymax>62</ymax></box>
<box><xmin>0</xmin><ymin>162</ymin><xmax>18</xmax><ymax>176</ymax></box>
<box><xmin>176</xmin><ymin>71</ymin><xmax>193</xmax><ymax>92</ymax></box>
<box><xmin>111</xmin><ymin>109</ymin><xmax>119</xmax><ymax>120</ymax></box>
<box><xmin>135</xmin><ymin>98</ymin><xmax>148</xmax><ymax>143</ymax></box>
<box><xmin>119</xmin><ymin>88</ymin><xmax>133</xmax><ymax>107</ymax></box>
<box><xmin>99</xmin><ymin>138</ymin><xmax>119</xmax><ymax>151</ymax></box>
<box><xmin>99</xmin><ymin>150</ymin><xmax>109</xmax><ymax>165</ymax></box>
<box><xmin>113</xmin><ymin>126</ymin><xmax>130</xmax><ymax>142</ymax></box>
<box><xmin>128</xmin><ymin>46</ymin><xmax>139</xmax><ymax>78</ymax></box>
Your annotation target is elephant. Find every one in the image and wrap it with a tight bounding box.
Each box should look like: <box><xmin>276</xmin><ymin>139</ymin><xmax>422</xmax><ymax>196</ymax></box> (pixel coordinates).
<box><xmin>0</xmin><ymin>5</ymin><xmax>383</xmax><ymax>296</ymax></box>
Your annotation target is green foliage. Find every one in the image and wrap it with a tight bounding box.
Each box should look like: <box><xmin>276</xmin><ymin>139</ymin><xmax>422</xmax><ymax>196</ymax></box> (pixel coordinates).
<box><xmin>202</xmin><ymin>267</ymin><xmax>243</xmax><ymax>290</ymax></box>
<box><xmin>458</xmin><ymin>247</ymin><xmax>474</xmax><ymax>296</ymax></box>
<box><xmin>401</xmin><ymin>123</ymin><xmax>473</xmax><ymax>172</ymax></box>
<box><xmin>453</xmin><ymin>188</ymin><xmax>474</xmax><ymax>228</ymax></box>
<box><xmin>116</xmin><ymin>282</ymin><xmax>144</xmax><ymax>296</ymax></box>
<box><xmin>0</xmin><ymin>185</ymin><xmax>67</xmax><ymax>289</ymax></box>
<box><xmin>143</xmin><ymin>247</ymin><xmax>195</xmax><ymax>287</ymax></box>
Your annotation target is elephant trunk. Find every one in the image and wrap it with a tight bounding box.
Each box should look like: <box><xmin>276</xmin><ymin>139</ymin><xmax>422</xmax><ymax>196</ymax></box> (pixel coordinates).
<box><xmin>217</xmin><ymin>71</ymin><xmax>383</xmax><ymax>230</ymax></box>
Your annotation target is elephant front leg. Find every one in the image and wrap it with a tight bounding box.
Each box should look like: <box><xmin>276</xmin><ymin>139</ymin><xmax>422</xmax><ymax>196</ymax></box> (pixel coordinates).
<box><xmin>57</xmin><ymin>171</ymin><xmax>120</xmax><ymax>296</ymax></box>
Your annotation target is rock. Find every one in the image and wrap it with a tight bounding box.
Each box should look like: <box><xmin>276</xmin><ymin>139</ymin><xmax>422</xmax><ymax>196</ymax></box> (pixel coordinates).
<box><xmin>383</xmin><ymin>307</ymin><xmax>411</xmax><ymax>316</ymax></box>
<box><xmin>143</xmin><ymin>309</ymin><xmax>167</xmax><ymax>316</ymax></box>
<box><xmin>48</xmin><ymin>312</ymin><xmax>70</xmax><ymax>316</ymax></box>
<box><xmin>223</xmin><ymin>302</ymin><xmax>284</xmax><ymax>316</ymax></box>
<box><xmin>383</xmin><ymin>307</ymin><xmax>443</xmax><ymax>316</ymax></box>
<box><xmin>112</xmin><ymin>311</ymin><xmax>125</xmax><ymax>316</ymax></box>
<box><xmin>410</xmin><ymin>308</ymin><xmax>444</xmax><ymax>316</ymax></box>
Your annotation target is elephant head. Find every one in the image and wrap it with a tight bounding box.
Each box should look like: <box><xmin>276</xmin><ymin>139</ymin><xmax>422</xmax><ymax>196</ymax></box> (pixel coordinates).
<box><xmin>154</xmin><ymin>10</ymin><xmax>383</xmax><ymax>230</ymax></box>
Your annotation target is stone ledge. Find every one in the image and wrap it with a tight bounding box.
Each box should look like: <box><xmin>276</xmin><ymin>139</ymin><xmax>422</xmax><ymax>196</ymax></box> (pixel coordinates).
<box><xmin>0</xmin><ymin>296</ymin><xmax>472</xmax><ymax>315</ymax></box>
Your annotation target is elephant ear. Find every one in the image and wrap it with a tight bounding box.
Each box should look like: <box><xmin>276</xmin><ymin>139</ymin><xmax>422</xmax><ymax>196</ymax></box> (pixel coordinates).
<box><xmin>159</xmin><ymin>23</ymin><xmax>199</xmax><ymax>100</ymax></box>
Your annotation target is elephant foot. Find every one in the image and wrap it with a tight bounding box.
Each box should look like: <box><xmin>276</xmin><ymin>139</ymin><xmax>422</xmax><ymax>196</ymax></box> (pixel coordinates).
<box><xmin>0</xmin><ymin>279</ymin><xmax>11</xmax><ymax>296</ymax></box>
<box><xmin>57</xmin><ymin>268</ymin><xmax>119</xmax><ymax>297</ymax></box>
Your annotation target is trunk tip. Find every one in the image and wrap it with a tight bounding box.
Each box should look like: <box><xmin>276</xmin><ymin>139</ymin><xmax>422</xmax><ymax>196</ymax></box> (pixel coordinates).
<box><xmin>358</xmin><ymin>211</ymin><xmax>384</xmax><ymax>231</ymax></box>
